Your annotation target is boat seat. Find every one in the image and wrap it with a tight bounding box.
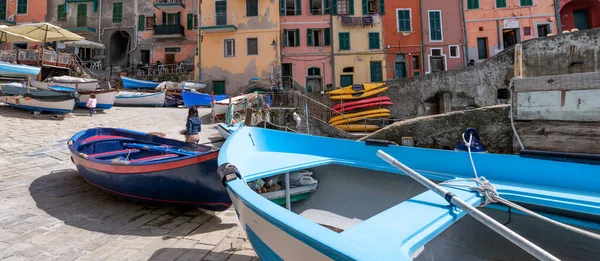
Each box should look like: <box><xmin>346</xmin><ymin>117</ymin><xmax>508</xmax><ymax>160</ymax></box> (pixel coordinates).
<box><xmin>88</xmin><ymin>149</ymin><xmax>141</xmax><ymax>159</ymax></box>
<box><xmin>81</xmin><ymin>135</ymin><xmax>134</xmax><ymax>145</ymax></box>
<box><xmin>129</xmin><ymin>154</ymin><xmax>179</xmax><ymax>163</ymax></box>
<box><xmin>300</xmin><ymin>209</ymin><xmax>363</xmax><ymax>232</ymax></box>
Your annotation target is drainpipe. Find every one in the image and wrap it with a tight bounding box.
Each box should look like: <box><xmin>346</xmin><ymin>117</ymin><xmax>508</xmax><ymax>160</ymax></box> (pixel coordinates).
<box><xmin>128</xmin><ymin>0</ymin><xmax>139</xmax><ymax>59</ymax></box>
<box><xmin>459</xmin><ymin>0</ymin><xmax>470</xmax><ymax>64</ymax></box>
<box><xmin>330</xmin><ymin>12</ymin><xmax>335</xmax><ymax>88</ymax></box>
<box><xmin>554</xmin><ymin>0</ymin><xmax>562</xmax><ymax>34</ymax></box>
<box><xmin>98</xmin><ymin>0</ymin><xmax>102</xmax><ymax>42</ymax></box>
<box><xmin>496</xmin><ymin>20</ymin><xmax>502</xmax><ymax>50</ymax></box>
<box><xmin>197</xmin><ymin>0</ymin><xmax>202</xmax><ymax>81</ymax></box>
<box><xmin>418</xmin><ymin>0</ymin><xmax>425</xmax><ymax>72</ymax></box>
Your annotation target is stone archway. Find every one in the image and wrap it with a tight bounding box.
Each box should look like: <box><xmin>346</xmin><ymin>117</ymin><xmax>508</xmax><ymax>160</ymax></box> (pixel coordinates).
<box><xmin>109</xmin><ymin>30</ymin><xmax>131</xmax><ymax>67</ymax></box>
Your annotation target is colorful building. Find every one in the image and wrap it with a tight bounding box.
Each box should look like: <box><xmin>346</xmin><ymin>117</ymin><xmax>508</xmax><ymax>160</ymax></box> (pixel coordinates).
<box><xmin>421</xmin><ymin>0</ymin><xmax>466</xmax><ymax>73</ymax></box>
<box><xmin>331</xmin><ymin>0</ymin><xmax>386</xmax><ymax>88</ymax></box>
<box><xmin>195</xmin><ymin>0</ymin><xmax>280</xmax><ymax>95</ymax></box>
<box><xmin>463</xmin><ymin>0</ymin><xmax>557</xmax><ymax>63</ymax></box>
<box><xmin>1</xmin><ymin>0</ymin><xmax>47</xmax><ymax>48</ymax></box>
<box><xmin>280</xmin><ymin>0</ymin><xmax>332</xmax><ymax>92</ymax></box>
<box><xmin>383</xmin><ymin>0</ymin><xmax>422</xmax><ymax>78</ymax></box>
<box><xmin>559</xmin><ymin>0</ymin><xmax>600</xmax><ymax>31</ymax></box>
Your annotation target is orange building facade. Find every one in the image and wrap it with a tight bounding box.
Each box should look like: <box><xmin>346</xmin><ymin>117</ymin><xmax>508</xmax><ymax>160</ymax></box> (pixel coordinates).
<box><xmin>0</xmin><ymin>0</ymin><xmax>47</xmax><ymax>48</ymax></box>
<box><xmin>383</xmin><ymin>0</ymin><xmax>423</xmax><ymax>78</ymax></box>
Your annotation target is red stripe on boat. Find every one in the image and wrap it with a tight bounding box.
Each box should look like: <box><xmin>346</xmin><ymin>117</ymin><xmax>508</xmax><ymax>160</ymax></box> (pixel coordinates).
<box><xmin>81</xmin><ymin>135</ymin><xmax>132</xmax><ymax>144</ymax></box>
<box><xmin>79</xmin><ymin>175</ymin><xmax>231</xmax><ymax>207</ymax></box>
<box><xmin>72</xmin><ymin>151</ymin><xmax>219</xmax><ymax>174</ymax></box>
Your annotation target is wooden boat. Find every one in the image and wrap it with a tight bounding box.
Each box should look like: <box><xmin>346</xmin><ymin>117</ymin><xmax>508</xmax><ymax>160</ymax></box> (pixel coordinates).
<box><xmin>217</xmin><ymin>122</ymin><xmax>244</xmax><ymax>139</ymax></box>
<box><xmin>217</xmin><ymin>126</ymin><xmax>600</xmax><ymax>260</ymax></box>
<box><xmin>333</xmin><ymin>124</ymin><xmax>381</xmax><ymax>132</ymax></box>
<box><xmin>0</xmin><ymin>62</ymin><xmax>40</xmax><ymax>77</ymax></box>
<box><xmin>331</xmin><ymin>96</ymin><xmax>391</xmax><ymax>111</ymax></box>
<box><xmin>328</xmin><ymin>108</ymin><xmax>390</xmax><ymax>124</ymax></box>
<box><xmin>330</xmin><ymin>87</ymin><xmax>389</xmax><ymax>101</ymax></box>
<box><xmin>333</xmin><ymin>101</ymin><xmax>393</xmax><ymax>115</ymax></box>
<box><xmin>181</xmin><ymin>81</ymin><xmax>207</xmax><ymax>90</ymax></box>
<box><xmin>212</xmin><ymin>94</ymin><xmax>255</xmax><ymax>118</ymax></box>
<box><xmin>181</xmin><ymin>91</ymin><xmax>228</xmax><ymax>107</ymax></box>
<box><xmin>47</xmin><ymin>76</ymin><xmax>99</xmax><ymax>91</ymax></box>
<box><xmin>0</xmin><ymin>84</ymin><xmax>75</xmax><ymax>114</ymax></box>
<box><xmin>114</xmin><ymin>91</ymin><xmax>165</xmax><ymax>107</ymax></box>
<box><xmin>47</xmin><ymin>86</ymin><xmax>117</xmax><ymax>110</ymax></box>
<box><xmin>327</xmin><ymin>83</ymin><xmax>386</xmax><ymax>95</ymax></box>
<box><xmin>120</xmin><ymin>76</ymin><xmax>160</xmax><ymax>90</ymax></box>
<box><xmin>329</xmin><ymin>113</ymin><xmax>390</xmax><ymax>126</ymax></box>
<box><xmin>68</xmin><ymin>128</ymin><xmax>231</xmax><ymax>211</ymax></box>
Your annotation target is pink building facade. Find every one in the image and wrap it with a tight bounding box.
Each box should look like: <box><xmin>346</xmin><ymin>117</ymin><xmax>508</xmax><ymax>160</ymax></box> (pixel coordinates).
<box><xmin>280</xmin><ymin>0</ymin><xmax>332</xmax><ymax>92</ymax></box>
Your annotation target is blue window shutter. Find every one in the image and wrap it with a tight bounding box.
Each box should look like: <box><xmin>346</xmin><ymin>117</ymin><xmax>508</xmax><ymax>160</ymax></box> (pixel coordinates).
<box><xmin>307</xmin><ymin>29</ymin><xmax>313</xmax><ymax>46</ymax></box>
<box><xmin>349</xmin><ymin>0</ymin><xmax>354</xmax><ymax>15</ymax></box>
<box><xmin>362</xmin><ymin>0</ymin><xmax>368</xmax><ymax>15</ymax></box>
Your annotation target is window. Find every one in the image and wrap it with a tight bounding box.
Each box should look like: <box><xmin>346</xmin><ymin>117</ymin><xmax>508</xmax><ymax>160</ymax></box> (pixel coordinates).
<box><xmin>495</xmin><ymin>0</ymin><xmax>507</xmax><ymax>8</ymax></box>
<box><xmin>336</xmin><ymin>0</ymin><xmax>354</xmax><ymax>15</ymax></box>
<box><xmin>57</xmin><ymin>5</ymin><xmax>66</xmax><ymax>21</ymax></box>
<box><xmin>370</xmin><ymin>61</ymin><xmax>383</xmax><ymax>82</ymax></box>
<box><xmin>224</xmin><ymin>39</ymin><xmax>235</xmax><ymax>57</ymax></box>
<box><xmin>429</xmin><ymin>49</ymin><xmax>445</xmax><ymax>72</ymax></box>
<box><xmin>363</xmin><ymin>0</ymin><xmax>384</xmax><ymax>15</ymax></box>
<box><xmin>368</xmin><ymin>32</ymin><xmax>380</xmax><ymax>49</ymax></box>
<box><xmin>308</xmin><ymin>67</ymin><xmax>321</xmax><ymax>76</ymax></box>
<box><xmin>520</xmin><ymin>0</ymin><xmax>533</xmax><ymax>6</ymax></box>
<box><xmin>307</xmin><ymin>28</ymin><xmax>331</xmax><ymax>46</ymax></box>
<box><xmin>428</xmin><ymin>11</ymin><xmax>442</xmax><ymax>42</ymax></box>
<box><xmin>17</xmin><ymin>0</ymin><xmax>27</xmax><ymax>14</ymax></box>
<box><xmin>284</xmin><ymin>29</ymin><xmax>300</xmax><ymax>47</ymax></box>
<box><xmin>247</xmin><ymin>0</ymin><xmax>258</xmax><ymax>17</ymax></box>
<box><xmin>477</xmin><ymin>37</ymin><xmax>488</xmax><ymax>59</ymax></box>
<box><xmin>77</xmin><ymin>4</ymin><xmax>87</xmax><ymax>27</ymax></box>
<box><xmin>412</xmin><ymin>56</ymin><xmax>420</xmax><ymax>69</ymax></box>
<box><xmin>537</xmin><ymin>24</ymin><xmax>550</xmax><ymax>37</ymax></box>
<box><xmin>311</xmin><ymin>0</ymin><xmax>324</xmax><ymax>15</ymax></box>
<box><xmin>343</xmin><ymin>67</ymin><xmax>354</xmax><ymax>73</ymax></box>
<box><xmin>187</xmin><ymin>14</ymin><xmax>199</xmax><ymax>30</ymax></box>
<box><xmin>166</xmin><ymin>13</ymin><xmax>179</xmax><ymax>25</ymax></box>
<box><xmin>523</xmin><ymin>27</ymin><xmax>531</xmax><ymax>36</ymax></box>
<box><xmin>146</xmin><ymin>16</ymin><xmax>156</xmax><ymax>30</ymax></box>
<box><xmin>396</xmin><ymin>9</ymin><xmax>411</xmax><ymax>32</ymax></box>
<box><xmin>431</xmin><ymin>49</ymin><xmax>441</xmax><ymax>56</ymax></box>
<box><xmin>449</xmin><ymin>45</ymin><xmax>460</xmax><ymax>58</ymax></box>
<box><xmin>165</xmin><ymin>47</ymin><xmax>181</xmax><ymax>53</ymax></box>
<box><xmin>112</xmin><ymin>2</ymin><xmax>123</xmax><ymax>23</ymax></box>
<box><xmin>282</xmin><ymin>0</ymin><xmax>301</xmax><ymax>16</ymax></box>
<box><xmin>247</xmin><ymin>38</ymin><xmax>258</xmax><ymax>55</ymax></box>
<box><xmin>467</xmin><ymin>0</ymin><xmax>479</xmax><ymax>9</ymax></box>
<box><xmin>339</xmin><ymin>32</ymin><xmax>350</xmax><ymax>50</ymax></box>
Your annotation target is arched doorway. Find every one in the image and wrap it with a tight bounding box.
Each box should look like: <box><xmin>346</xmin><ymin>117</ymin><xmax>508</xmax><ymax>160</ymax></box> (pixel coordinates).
<box><xmin>109</xmin><ymin>30</ymin><xmax>131</xmax><ymax>67</ymax></box>
<box><xmin>560</xmin><ymin>0</ymin><xmax>600</xmax><ymax>31</ymax></box>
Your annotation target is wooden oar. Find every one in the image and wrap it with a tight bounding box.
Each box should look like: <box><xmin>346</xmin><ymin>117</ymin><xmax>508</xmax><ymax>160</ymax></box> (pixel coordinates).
<box><xmin>123</xmin><ymin>143</ymin><xmax>199</xmax><ymax>156</ymax></box>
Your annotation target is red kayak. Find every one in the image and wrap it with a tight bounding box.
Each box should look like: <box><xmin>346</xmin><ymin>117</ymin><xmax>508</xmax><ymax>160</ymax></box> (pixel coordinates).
<box><xmin>331</xmin><ymin>96</ymin><xmax>391</xmax><ymax>111</ymax></box>
<box><xmin>333</xmin><ymin>101</ymin><xmax>393</xmax><ymax>115</ymax></box>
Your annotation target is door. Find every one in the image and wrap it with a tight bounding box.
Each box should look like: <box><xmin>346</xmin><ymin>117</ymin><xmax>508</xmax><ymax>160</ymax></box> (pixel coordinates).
<box><xmin>502</xmin><ymin>29</ymin><xmax>518</xmax><ymax>49</ymax></box>
<box><xmin>394</xmin><ymin>62</ymin><xmax>406</xmax><ymax>79</ymax></box>
<box><xmin>281</xmin><ymin>63</ymin><xmax>292</xmax><ymax>89</ymax></box>
<box><xmin>213</xmin><ymin>81</ymin><xmax>226</xmax><ymax>95</ymax></box>
<box><xmin>165</xmin><ymin>53</ymin><xmax>175</xmax><ymax>64</ymax></box>
<box><xmin>141</xmin><ymin>50</ymin><xmax>150</xmax><ymax>64</ymax></box>
<box><xmin>216</xmin><ymin>1</ymin><xmax>227</xmax><ymax>26</ymax></box>
<box><xmin>340</xmin><ymin>75</ymin><xmax>353</xmax><ymax>87</ymax></box>
<box><xmin>430</xmin><ymin>57</ymin><xmax>445</xmax><ymax>72</ymax></box>
<box><xmin>477</xmin><ymin>37</ymin><xmax>488</xmax><ymax>59</ymax></box>
<box><xmin>370</xmin><ymin>61</ymin><xmax>382</xmax><ymax>82</ymax></box>
<box><xmin>0</xmin><ymin>0</ymin><xmax>6</xmax><ymax>20</ymax></box>
<box><xmin>573</xmin><ymin>10</ymin><xmax>590</xmax><ymax>30</ymax></box>
<box><xmin>77</xmin><ymin>4</ymin><xmax>87</xmax><ymax>27</ymax></box>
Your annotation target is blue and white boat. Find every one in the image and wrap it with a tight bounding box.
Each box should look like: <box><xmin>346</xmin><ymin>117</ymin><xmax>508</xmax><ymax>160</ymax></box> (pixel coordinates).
<box><xmin>0</xmin><ymin>62</ymin><xmax>41</xmax><ymax>77</ymax></box>
<box><xmin>47</xmin><ymin>85</ymin><xmax>117</xmax><ymax>110</ymax></box>
<box><xmin>120</xmin><ymin>76</ymin><xmax>160</xmax><ymax>90</ymax></box>
<box><xmin>114</xmin><ymin>91</ymin><xmax>165</xmax><ymax>107</ymax></box>
<box><xmin>0</xmin><ymin>83</ymin><xmax>76</xmax><ymax>114</ymax></box>
<box><xmin>217</xmin><ymin>126</ymin><xmax>600</xmax><ymax>261</ymax></box>
<box><xmin>181</xmin><ymin>91</ymin><xmax>227</xmax><ymax>107</ymax></box>
<box><xmin>216</xmin><ymin>122</ymin><xmax>243</xmax><ymax>140</ymax></box>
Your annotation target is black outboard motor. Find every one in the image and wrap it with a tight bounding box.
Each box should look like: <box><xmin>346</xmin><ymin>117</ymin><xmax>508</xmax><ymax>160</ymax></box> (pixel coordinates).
<box><xmin>455</xmin><ymin>127</ymin><xmax>487</xmax><ymax>152</ymax></box>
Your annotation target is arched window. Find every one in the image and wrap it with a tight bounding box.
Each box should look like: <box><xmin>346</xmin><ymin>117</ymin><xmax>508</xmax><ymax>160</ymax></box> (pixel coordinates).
<box><xmin>308</xmin><ymin>67</ymin><xmax>321</xmax><ymax>76</ymax></box>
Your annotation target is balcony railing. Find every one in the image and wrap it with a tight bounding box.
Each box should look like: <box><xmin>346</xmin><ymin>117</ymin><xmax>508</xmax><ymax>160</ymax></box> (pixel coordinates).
<box><xmin>153</xmin><ymin>24</ymin><xmax>185</xmax><ymax>38</ymax></box>
<box><xmin>199</xmin><ymin>13</ymin><xmax>237</xmax><ymax>32</ymax></box>
<box><xmin>0</xmin><ymin>49</ymin><xmax>75</xmax><ymax>69</ymax></box>
<box><xmin>154</xmin><ymin>0</ymin><xmax>185</xmax><ymax>10</ymax></box>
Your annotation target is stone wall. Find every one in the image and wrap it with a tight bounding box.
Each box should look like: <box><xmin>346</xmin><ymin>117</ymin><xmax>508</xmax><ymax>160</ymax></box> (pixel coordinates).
<box><xmin>266</xmin><ymin>108</ymin><xmax>358</xmax><ymax>139</ymax></box>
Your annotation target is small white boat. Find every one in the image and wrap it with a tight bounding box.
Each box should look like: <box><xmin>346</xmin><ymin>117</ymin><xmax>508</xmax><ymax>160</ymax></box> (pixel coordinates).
<box><xmin>181</xmin><ymin>81</ymin><xmax>207</xmax><ymax>90</ymax></box>
<box><xmin>2</xmin><ymin>95</ymin><xmax>75</xmax><ymax>114</ymax></box>
<box><xmin>48</xmin><ymin>76</ymin><xmax>99</xmax><ymax>91</ymax></box>
<box><xmin>217</xmin><ymin>122</ymin><xmax>244</xmax><ymax>140</ymax></box>
<box><xmin>77</xmin><ymin>91</ymin><xmax>117</xmax><ymax>110</ymax></box>
<box><xmin>114</xmin><ymin>91</ymin><xmax>165</xmax><ymax>107</ymax></box>
<box><xmin>212</xmin><ymin>94</ymin><xmax>255</xmax><ymax>118</ymax></box>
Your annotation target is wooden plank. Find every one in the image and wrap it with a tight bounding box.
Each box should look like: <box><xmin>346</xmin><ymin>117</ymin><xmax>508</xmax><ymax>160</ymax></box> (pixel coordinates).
<box><xmin>515</xmin><ymin>89</ymin><xmax>600</xmax><ymax>121</ymax></box>
<box><xmin>516</xmin><ymin>120</ymin><xmax>600</xmax><ymax>154</ymax></box>
<box><xmin>513</xmin><ymin>71</ymin><xmax>600</xmax><ymax>92</ymax></box>
<box><xmin>514</xmin><ymin>44</ymin><xmax>523</xmax><ymax>77</ymax></box>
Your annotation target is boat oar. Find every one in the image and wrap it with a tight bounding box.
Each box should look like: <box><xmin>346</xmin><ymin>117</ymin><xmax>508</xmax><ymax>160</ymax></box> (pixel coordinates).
<box><xmin>376</xmin><ymin>150</ymin><xmax>560</xmax><ymax>261</ymax></box>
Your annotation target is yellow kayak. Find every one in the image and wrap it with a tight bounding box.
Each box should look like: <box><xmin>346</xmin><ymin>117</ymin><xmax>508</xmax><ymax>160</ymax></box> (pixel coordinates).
<box><xmin>328</xmin><ymin>108</ymin><xmax>390</xmax><ymax>123</ymax></box>
<box><xmin>328</xmin><ymin>83</ymin><xmax>386</xmax><ymax>95</ymax></box>
<box><xmin>334</xmin><ymin>124</ymin><xmax>381</xmax><ymax>132</ymax></box>
<box><xmin>330</xmin><ymin>87</ymin><xmax>389</xmax><ymax>100</ymax></box>
<box><xmin>329</xmin><ymin>113</ymin><xmax>391</xmax><ymax>126</ymax></box>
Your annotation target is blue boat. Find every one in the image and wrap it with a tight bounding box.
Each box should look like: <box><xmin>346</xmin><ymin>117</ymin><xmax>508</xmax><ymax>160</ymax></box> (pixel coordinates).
<box><xmin>181</xmin><ymin>91</ymin><xmax>227</xmax><ymax>107</ymax></box>
<box><xmin>120</xmin><ymin>76</ymin><xmax>160</xmax><ymax>90</ymax></box>
<box><xmin>68</xmin><ymin>128</ymin><xmax>231</xmax><ymax>211</ymax></box>
<box><xmin>0</xmin><ymin>62</ymin><xmax>41</xmax><ymax>77</ymax></box>
<box><xmin>216</xmin><ymin>122</ymin><xmax>244</xmax><ymax>139</ymax></box>
<box><xmin>217</xmin><ymin>126</ymin><xmax>600</xmax><ymax>260</ymax></box>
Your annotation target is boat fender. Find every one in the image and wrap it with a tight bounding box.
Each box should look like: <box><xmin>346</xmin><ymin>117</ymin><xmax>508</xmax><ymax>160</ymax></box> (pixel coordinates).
<box><xmin>365</xmin><ymin>139</ymin><xmax>398</xmax><ymax>147</ymax></box>
<box><xmin>217</xmin><ymin>163</ymin><xmax>241</xmax><ymax>186</ymax></box>
<box><xmin>78</xmin><ymin>153</ymin><xmax>88</xmax><ymax>159</ymax></box>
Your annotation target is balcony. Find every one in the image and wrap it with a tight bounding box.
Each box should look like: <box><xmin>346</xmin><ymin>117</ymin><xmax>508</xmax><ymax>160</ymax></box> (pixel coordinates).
<box><xmin>199</xmin><ymin>13</ymin><xmax>237</xmax><ymax>33</ymax></box>
<box><xmin>154</xmin><ymin>0</ymin><xmax>185</xmax><ymax>12</ymax></box>
<box><xmin>153</xmin><ymin>24</ymin><xmax>185</xmax><ymax>39</ymax></box>
<box><xmin>0</xmin><ymin>49</ymin><xmax>75</xmax><ymax>69</ymax></box>
<box><xmin>0</xmin><ymin>13</ymin><xmax>16</xmax><ymax>25</ymax></box>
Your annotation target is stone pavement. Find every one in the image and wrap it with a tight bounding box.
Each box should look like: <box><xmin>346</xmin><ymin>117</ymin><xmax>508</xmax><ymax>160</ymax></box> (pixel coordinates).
<box><xmin>0</xmin><ymin>105</ymin><xmax>258</xmax><ymax>261</ymax></box>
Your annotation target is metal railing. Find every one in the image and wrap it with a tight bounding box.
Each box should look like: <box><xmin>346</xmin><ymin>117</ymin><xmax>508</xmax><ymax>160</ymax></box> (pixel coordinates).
<box><xmin>154</xmin><ymin>0</ymin><xmax>185</xmax><ymax>4</ymax></box>
<box><xmin>154</xmin><ymin>24</ymin><xmax>185</xmax><ymax>36</ymax></box>
<box><xmin>200</xmin><ymin>12</ymin><xmax>237</xmax><ymax>27</ymax></box>
<box><xmin>0</xmin><ymin>49</ymin><xmax>75</xmax><ymax>69</ymax></box>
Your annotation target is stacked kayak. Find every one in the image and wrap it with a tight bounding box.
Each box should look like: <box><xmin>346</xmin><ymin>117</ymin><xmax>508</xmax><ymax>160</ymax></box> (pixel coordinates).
<box><xmin>328</xmin><ymin>83</ymin><xmax>392</xmax><ymax>132</ymax></box>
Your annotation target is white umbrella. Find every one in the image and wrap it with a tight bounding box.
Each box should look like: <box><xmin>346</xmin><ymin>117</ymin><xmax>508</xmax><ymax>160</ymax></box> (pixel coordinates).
<box><xmin>63</xmin><ymin>40</ymin><xmax>105</xmax><ymax>49</ymax></box>
<box><xmin>0</xmin><ymin>25</ymin><xmax>40</xmax><ymax>43</ymax></box>
<box><xmin>3</xmin><ymin>22</ymin><xmax>84</xmax><ymax>43</ymax></box>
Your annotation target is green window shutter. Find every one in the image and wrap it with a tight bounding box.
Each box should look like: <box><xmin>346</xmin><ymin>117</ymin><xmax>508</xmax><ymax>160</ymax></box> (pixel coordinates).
<box><xmin>362</xmin><ymin>0</ymin><xmax>368</xmax><ymax>15</ymax></box>
<box><xmin>397</xmin><ymin>10</ymin><xmax>411</xmax><ymax>31</ymax></box>
<box><xmin>77</xmin><ymin>4</ymin><xmax>87</xmax><ymax>27</ymax></box>
<box><xmin>368</xmin><ymin>32</ymin><xmax>380</xmax><ymax>49</ymax></box>
<box><xmin>429</xmin><ymin>11</ymin><xmax>442</xmax><ymax>41</ymax></box>
<box><xmin>348</xmin><ymin>0</ymin><xmax>354</xmax><ymax>15</ymax></box>
<box><xmin>379</xmin><ymin>0</ymin><xmax>384</xmax><ymax>15</ymax></box>
<box><xmin>280</xmin><ymin>0</ymin><xmax>285</xmax><ymax>15</ymax></box>
<box><xmin>284</xmin><ymin>30</ymin><xmax>289</xmax><ymax>47</ymax></box>
<box><xmin>57</xmin><ymin>5</ymin><xmax>66</xmax><ymax>21</ymax></box>
<box><xmin>324</xmin><ymin>28</ymin><xmax>331</xmax><ymax>46</ymax></box>
<box><xmin>520</xmin><ymin>0</ymin><xmax>532</xmax><ymax>6</ymax></box>
<box><xmin>139</xmin><ymin>15</ymin><xmax>145</xmax><ymax>31</ymax></box>
<box><xmin>467</xmin><ymin>0</ymin><xmax>479</xmax><ymax>9</ymax></box>
<box><xmin>296</xmin><ymin>0</ymin><xmax>302</xmax><ymax>15</ymax></box>
<box><xmin>17</xmin><ymin>0</ymin><xmax>27</xmax><ymax>14</ymax></box>
<box><xmin>332</xmin><ymin>0</ymin><xmax>337</xmax><ymax>15</ymax></box>
<box><xmin>176</xmin><ymin>12</ymin><xmax>181</xmax><ymax>24</ymax></box>
<box><xmin>187</xmin><ymin>14</ymin><xmax>193</xmax><ymax>30</ymax></box>
<box><xmin>307</xmin><ymin>29</ymin><xmax>313</xmax><ymax>46</ymax></box>
<box><xmin>324</xmin><ymin>0</ymin><xmax>330</xmax><ymax>14</ymax></box>
<box><xmin>339</xmin><ymin>32</ymin><xmax>350</xmax><ymax>50</ymax></box>
<box><xmin>496</xmin><ymin>0</ymin><xmax>507</xmax><ymax>7</ymax></box>
<box><xmin>113</xmin><ymin>2</ymin><xmax>123</xmax><ymax>23</ymax></box>
<box><xmin>162</xmin><ymin>12</ymin><xmax>167</xmax><ymax>25</ymax></box>
<box><xmin>295</xmin><ymin>29</ymin><xmax>300</xmax><ymax>46</ymax></box>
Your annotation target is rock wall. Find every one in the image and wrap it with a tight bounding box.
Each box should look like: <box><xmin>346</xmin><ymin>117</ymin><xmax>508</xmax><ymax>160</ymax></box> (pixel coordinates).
<box><xmin>266</xmin><ymin>108</ymin><xmax>358</xmax><ymax>139</ymax></box>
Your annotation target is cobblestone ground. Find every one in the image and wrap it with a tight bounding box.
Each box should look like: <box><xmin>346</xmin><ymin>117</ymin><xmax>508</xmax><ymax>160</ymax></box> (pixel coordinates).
<box><xmin>0</xmin><ymin>105</ymin><xmax>257</xmax><ymax>261</ymax></box>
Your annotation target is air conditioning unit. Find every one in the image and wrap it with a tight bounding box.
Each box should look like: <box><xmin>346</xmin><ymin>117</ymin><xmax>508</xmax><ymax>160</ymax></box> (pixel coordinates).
<box><xmin>7</xmin><ymin>14</ymin><xmax>15</xmax><ymax>22</ymax></box>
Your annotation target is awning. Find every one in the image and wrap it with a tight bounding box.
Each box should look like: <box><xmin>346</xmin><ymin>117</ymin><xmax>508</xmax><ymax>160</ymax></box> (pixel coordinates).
<box><xmin>0</xmin><ymin>25</ymin><xmax>40</xmax><ymax>43</ymax></box>
<box><xmin>4</xmin><ymin>22</ymin><xmax>84</xmax><ymax>42</ymax></box>
<box><xmin>63</xmin><ymin>40</ymin><xmax>105</xmax><ymax>49</ymax></box>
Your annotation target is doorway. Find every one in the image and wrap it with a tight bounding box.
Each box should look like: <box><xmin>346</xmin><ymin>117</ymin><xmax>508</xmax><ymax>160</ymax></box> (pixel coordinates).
<box><xmin>140</xmin><ymin>50</ymin><xmax>150</xmax><ymax>64</ymax></box>
<box><xmin>282</xmin><ymin>63</ymin><xmax>292</xmax><ymax>89</ymax></box>
<box><xmin>213</xmin><ymin>81</ymin><xmax>226</xmax><ymax>95</ymax></box>
<box><xmin>502</xmin><ymin>29</ymin><xmax>519</xmax><ymax>49</ymax></box>
<box><xmin>109</xmin><ymin>30</ymin><xmax>131</xmax><ymax>66</ymax></box>
<box><xmin>306</xmin><ymin>67</ymin><xmax>322</xmax><ymax>93</ymax></box>
<box><xmin>394</xmin><ymin>62</ymin><xmax>406</xmax><ymax>79</ymax></box>
<box><xmin>165</xmin><ymin>53</ymin><xmax>175</xmax><ymax>64</ymax></box>
<box><xmin>369</xmin><ymin>61</ymin><xmax>382</xmax><ymax>82</ymax></box>
<box><xmin>573</xmin><ymin>9</ymin><xmax>590</xmax><ymax>30</ymax></box>
<box><xmin>215</xmin><ymin>1</ymin><xmax>227</xmax><ymax>26</ymax></box>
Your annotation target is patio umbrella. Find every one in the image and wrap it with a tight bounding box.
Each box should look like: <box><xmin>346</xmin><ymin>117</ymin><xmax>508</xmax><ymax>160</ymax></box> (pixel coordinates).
<box><xmin>63</xmin><ymin>40</ymin><xmax>105</xmax><ymax>49</ymax></box>
<box><xmin>3</xmin><ymin>22</ymin><xmax>84</xmax><ymax>44</ymax></box>
<box><xmin>0</xmin><ymin>25</ymin><xmax>40</xmax><ymax>43</ymax></box>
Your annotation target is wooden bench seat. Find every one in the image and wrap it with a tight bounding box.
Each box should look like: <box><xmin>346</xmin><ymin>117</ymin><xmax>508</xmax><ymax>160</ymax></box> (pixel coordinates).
<box><xmin>129</xmin><ymin>154</ymin><xmax>179</xmax><ymax>163</ymax></box>
<box><xmin>88</xmin><ymin>149</ymin><xmax>141</xmax><ymax>159</ymax></box>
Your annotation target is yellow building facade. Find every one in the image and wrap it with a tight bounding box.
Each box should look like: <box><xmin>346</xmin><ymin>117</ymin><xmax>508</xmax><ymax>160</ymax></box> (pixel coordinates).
<box><xmin>332</xmin><ymin>1</ymin><xmax>386</xmax><ymax>88</ymax></box>
<box><xmin>195</xmin><ymin>0</ymin><xmax>280</xmax><ymax>95</ymax></box>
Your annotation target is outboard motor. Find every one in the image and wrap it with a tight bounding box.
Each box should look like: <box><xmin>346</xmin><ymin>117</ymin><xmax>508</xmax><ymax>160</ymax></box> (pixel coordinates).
<box><xmin>455</xmin><ymin>127</ymin><xmax>487</xmax><ymax>152</ymax></box>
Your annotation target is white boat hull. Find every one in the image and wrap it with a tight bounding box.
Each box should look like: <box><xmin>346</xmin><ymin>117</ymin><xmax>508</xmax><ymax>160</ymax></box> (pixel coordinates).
<box><xmin>76</xmin><ymin>91</ymin><xmax>117</xmax><ymax>110</ymax></box>
<box><xmin>30</xmin><ymin>80</ymin><xmax>98</xmax><ymax>91</ymax></box>
<box><xmin>3</xmin><ymin>96</ymin><xmax>75</xmax><ymax>114</ymax></box>
<box><xmin>114</xmin><ymin>91</ymin><xmax>165</xmax><ymax>107</ymax></box>
<box><xmin>213</xmin><ymin>94</ymin><xmax>254</xmax><ymax>117</ymax></box>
